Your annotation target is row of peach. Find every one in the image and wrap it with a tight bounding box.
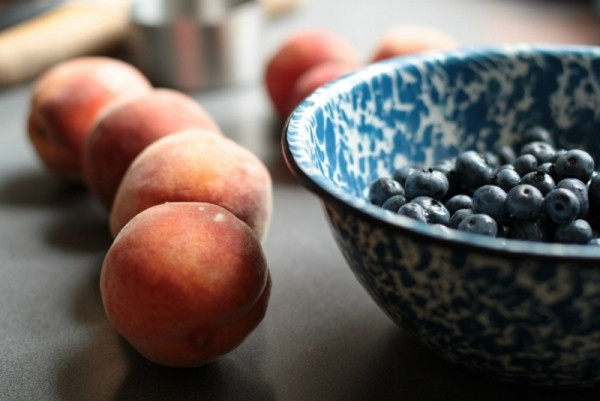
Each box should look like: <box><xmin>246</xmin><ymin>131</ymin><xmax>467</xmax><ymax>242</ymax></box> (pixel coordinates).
<box><xmin>26</xmin><ymin>56</ymin><xmax>272</xmax><ymax>367</ymax></box>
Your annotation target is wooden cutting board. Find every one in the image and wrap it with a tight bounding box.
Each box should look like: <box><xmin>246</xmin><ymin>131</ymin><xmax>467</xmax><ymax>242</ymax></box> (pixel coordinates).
<box><xmin>0</xmin><ymin>0</ymin><xmax>304</xmax><ymax>88</ymax></box>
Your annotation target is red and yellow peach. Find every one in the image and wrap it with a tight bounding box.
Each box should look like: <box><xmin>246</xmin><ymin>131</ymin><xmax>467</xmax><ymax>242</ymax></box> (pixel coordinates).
<box><xmin>264</xmin><ymin>29</ymin><xmax>360</xmax><ymax>120</ymax></box>
<box><xmin>27</xmin><ymin>57</ymin><xmax>152</xmax><ymax>181</ymax></box>
<box><xmin>100</xmin><ymin>202</ymin><xmax>271</xmax><ymax>367</ymax></box>
<box><xmin>109</xmin><ymin>129</ymin><xmax>273</xmax><ymax>241</ymax></box>
<box><xmin>83</xmin><ymin>88</ymin><xmax>222</xmax><ymax>209</ymax></box>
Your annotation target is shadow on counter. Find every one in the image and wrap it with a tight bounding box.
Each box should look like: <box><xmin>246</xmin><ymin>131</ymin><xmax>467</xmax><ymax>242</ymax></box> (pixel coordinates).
<box><xmin>333</xmin><ymin>327</ymin><xmax>600</xmax><ymax>401</ymax></box>
<box><xmin>55</xmin><ymin>320</ymin><xmax>275</xmax><ymax>401</ymax></box>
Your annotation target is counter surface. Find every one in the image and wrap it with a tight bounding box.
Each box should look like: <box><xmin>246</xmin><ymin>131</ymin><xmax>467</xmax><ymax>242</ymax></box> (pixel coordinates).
<box><xmin>2</xmin><ymin>1</ymin><xmax>600</xmax><ymax>399</ymax></box>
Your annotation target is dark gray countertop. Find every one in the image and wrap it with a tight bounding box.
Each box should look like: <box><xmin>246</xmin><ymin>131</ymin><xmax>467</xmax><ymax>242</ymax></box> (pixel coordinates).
<box><xmin>2</xmin><ymin>1</ymin><xmax>600</xmax><ymax>400</ymax></box>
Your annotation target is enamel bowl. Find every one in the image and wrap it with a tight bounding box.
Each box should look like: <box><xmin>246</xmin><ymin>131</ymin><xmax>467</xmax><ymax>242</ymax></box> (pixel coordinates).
<box><xmin>282</xmin><ymin>45</ymin><xmax>600</xmax><ymax>387</ymax></box>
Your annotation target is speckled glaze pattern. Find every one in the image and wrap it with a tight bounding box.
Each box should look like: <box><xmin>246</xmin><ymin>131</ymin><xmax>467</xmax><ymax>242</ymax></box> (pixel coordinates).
<box><xmin>283</xmin><ymin>45</ymin><xmax>600</xmax><ymax>386</ymax></box>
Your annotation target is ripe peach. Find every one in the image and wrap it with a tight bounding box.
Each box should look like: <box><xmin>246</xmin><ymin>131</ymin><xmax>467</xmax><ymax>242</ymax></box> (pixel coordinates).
<box><xmin>370</xmin><ymin>25</ymin><xmax>459</xmax><ymax>63</ymax></box>
<box><xmin>83</xmin><ymin>88</ymin><xmax>222</xmax><ymax>210</ymax></box>
<box><xmin>109</xmin><ymin>129</ymin><xmax>273</xmax><ymax>240</ymax></box>
<box><xmin>264</xmin><ymin>29</ymin><xmax>360</xmax><ymax>120</ymax></box>
<box><xmin>100</xmin><ymin>202</ymin><xmax>271</xmax><ymax>367</ymax></box>
<box><xmin>286</xmin><ymin>61</ymin><xmax>357</xmax><ymax>115</ymax></box>
<box><xmin>27</xmin><ymin>57</ymin><xmax>152</xmax><ymax>182</ymax></box>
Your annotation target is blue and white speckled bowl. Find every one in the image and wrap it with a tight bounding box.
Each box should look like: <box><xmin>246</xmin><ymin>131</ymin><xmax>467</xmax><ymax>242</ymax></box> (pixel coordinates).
<box><xmin>282</xmin><ymin>45</ymin><xmax>600</xmax><ymax>387</ymax></box>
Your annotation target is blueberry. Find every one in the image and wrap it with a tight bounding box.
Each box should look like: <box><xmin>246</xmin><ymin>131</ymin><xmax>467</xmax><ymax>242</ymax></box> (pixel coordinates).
<box><xmin>493</xmin><ymin>167</ymin><xmax>521</xmax><ymax>192</ymax></box>
<box><xmin>457</xmin><ymin>213</ymin><xmax>498</xmax><ymax>237</ymax></box>
<box><xmin>507</xmin><ymin>219</ymin><xmax>551</xmax><ymax>242</ymax></box>
<box><xmin>472</xmin><ymin>185</ymin><xmax>510</xmax><ymax>225</ymax></box>
<box><xmin>432</xmin><ymin>161</ymin><xmax>459</xmax><ymax>198</ymax></box>
<box><xmin>411</xmin><ymin>196</ymin><xmax>451</xmax><ymax>225</ymax></box>
<box><xmin>513</xmin><ymin>154</ymin><xmax>538</xmax><ymax>176</ymax></box>
<box><xmin>554</xmin><ymin>149</ymin><xmax>595</xmax><ymax>182</ymax></box>
<box><xmin>589</xmin><ymin>174</ymin><xmax>600</xmax><ymax>209</ymax></box>
<box><xmin>543</xmin><ymin>188</ymin><xmax>580</xmax><ymax>225</ymax></box>
<box><xmin>537</xmin><ymin>162</ymin><xmax>557</xmax><ymax>180</ymax></box>
<box><xmin>369</xmin><ymin>177</ymin><xmax>404</xmax><ymax>206</ymax></box>
<box><xmin>392</xmin><ymin>165</ymin><xmax>418</xmax><ymax>186</ymax></box>
<box><xmin>397</xmin><ymin>202</ymin><xmax>428</xmax><ymax>223</ymax></box>
<box><xmin>432</xmin><ymin>159</ymin><xmax>454</xmax><ymax>176</ymax></box>
<box><xmin>483</xmin><ymin>151</ymin><xmax>501</xmax><ymax>170</ymax></box>
<box><xmin>493</xmin><ymin>163</ymin><xmax>515</xmax><ymax>174</ymax></box>
<box><xmin>554</xmin><ymin>219</ymin><xmax>593</xmax><ymax>244</ymax></box>
<box><xmin>523</xmin><ymin>125</ymin><xmax>554</xmax><ymax>145</ymax></box>
<box><xmin>381</xmin><ymin>194</ymin><xmax>407</xmax><ymax>212</ymax></box>
<box><xmin>556</xmin><ymin>178</ymin><xmax>589</xmax><ymax>218</ymax></box>
<box><xmin>519</xmin><ymin>170</ymin><xmax>555</xmax><ymax>195</ymax></box>
<box><xmin>588</xmin><ymin>237</ymin><xmax>600</xmax><ymax>246</ymax></box>
<box><xmin>494</xmin><ymin>144</ymin><xmax>517</xmax><ymax>165</ymax></box>
<box><xmin>506</xmin><ymin>184</ymin><xmax>544</xmax><ymax>220</ymax></box>
<box><xmin>537</xmin><ymin>209</ymin><xmax>558</xmax><ymax>233</ymax></box>
<box><xmin>404</xmin><ymin>168</ymin><xmax>449</xmax><ymax>200</ymax></box>
<box><xmin>445</xmin><ymin>194</ymin><xmax>473</xmax><ymax>215</ymax></box>
<box><xmin>454</xmin><ymin>150</ymin><xmax>493</xmax><ymax>191</ymax></box>
<box><xmin>449</xmin><ymin>208</ymin><xmax>474</xmax><ymax>229</ymax></box>
<box><xmin>519</xmin><ymin>141</ymin><xmax>556</xmax><ymax>163</ymax></box>
<box><xmin>549</xmin><ymin>148</ymin><xmax>568</xmax><ymax>163</ymax></box>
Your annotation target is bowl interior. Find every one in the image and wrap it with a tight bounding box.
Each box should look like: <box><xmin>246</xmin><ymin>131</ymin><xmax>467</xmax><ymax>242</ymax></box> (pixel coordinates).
<box><xmin>283</xmin><ymin>44</ymin><xmax>600</xmax><ymax>258</ymax></box>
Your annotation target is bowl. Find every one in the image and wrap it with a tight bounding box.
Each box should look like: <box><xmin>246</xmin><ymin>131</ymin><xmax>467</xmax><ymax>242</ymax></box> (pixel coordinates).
<box><xmin>282</xmin><ymin>44</ymin><xmax>600</xmax><ymax>387</ymax></box>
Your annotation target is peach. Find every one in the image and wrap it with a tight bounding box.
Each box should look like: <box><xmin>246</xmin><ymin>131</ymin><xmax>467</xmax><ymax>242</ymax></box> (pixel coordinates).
<box><xmin>27</xmin><ymin>57</ymin><xmax>152</xmax><ymax>182</ymax></box>
<box><xmin>370</xmin><ymin>25</ymin><xmax>459</xmax><ymax>63</ymax></box>
<box><xmin>286</xmin><ymin>61</ymin><xmax>357</xmax><ymax>115</ymax></box>
<box><xmin>264</xmin><ymin>29</ymin><xmax>360</xmax><ymax>120</ymax></box>
<box><xmin>83</xmin><ymin>88</ymin><xmax>222</xmax><ymax>210</ymax></box>
<box><xmin>109</xmin><ymin>129</ymin><xmax>273</xmax><ymax>240</ymax></box>
<box><xmin>100</xmin><ymin>202</ymin><xmax>271</xmax><ymax>367</ymax></box>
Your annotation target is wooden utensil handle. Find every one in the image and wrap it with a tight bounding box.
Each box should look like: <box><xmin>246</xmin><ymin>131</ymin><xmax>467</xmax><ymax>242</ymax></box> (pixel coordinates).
<box><xmin>0</xmin><ymin>2</ymin><xmax>130</xmax><ymax>87</ymax></box>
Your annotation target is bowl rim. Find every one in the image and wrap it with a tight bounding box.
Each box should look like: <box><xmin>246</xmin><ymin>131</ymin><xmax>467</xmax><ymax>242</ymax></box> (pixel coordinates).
<box><xmin>282</xmin><ymin>43</ymin><xmax>600</xmax><ymax>263</ymax></box>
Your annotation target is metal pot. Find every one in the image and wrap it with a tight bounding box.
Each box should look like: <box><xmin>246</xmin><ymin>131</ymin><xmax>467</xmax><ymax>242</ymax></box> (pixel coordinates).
<box><xmin>128</xmin><ymin>0</ymin><xmax>264</xmax><ymax>91</ymax></box>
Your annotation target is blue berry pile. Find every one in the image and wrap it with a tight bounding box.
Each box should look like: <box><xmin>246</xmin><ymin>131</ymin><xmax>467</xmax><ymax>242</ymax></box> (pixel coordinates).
<box><xmin>368</xmin><ymin>126</ymin><xmax>600</xmax><ymax>245</ymax></box>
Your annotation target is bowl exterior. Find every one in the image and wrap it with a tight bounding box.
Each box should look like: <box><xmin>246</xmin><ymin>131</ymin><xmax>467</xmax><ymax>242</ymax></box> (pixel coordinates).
<box><xmin>323</xmin><ymin>198</ymin><xmax>600</xmax><ymax>386</ymax></box>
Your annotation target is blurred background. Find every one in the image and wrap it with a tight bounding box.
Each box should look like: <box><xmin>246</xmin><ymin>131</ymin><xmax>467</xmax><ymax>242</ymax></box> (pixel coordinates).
<box><xmin>1</xmin><ymin>0</ymin><xmax>600</xmax><ymax>90</ymax></box>
<box><xmin>2</xmin><ymin>0</ymin><xmax>598</xmax><ymax>160</ymax></box>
